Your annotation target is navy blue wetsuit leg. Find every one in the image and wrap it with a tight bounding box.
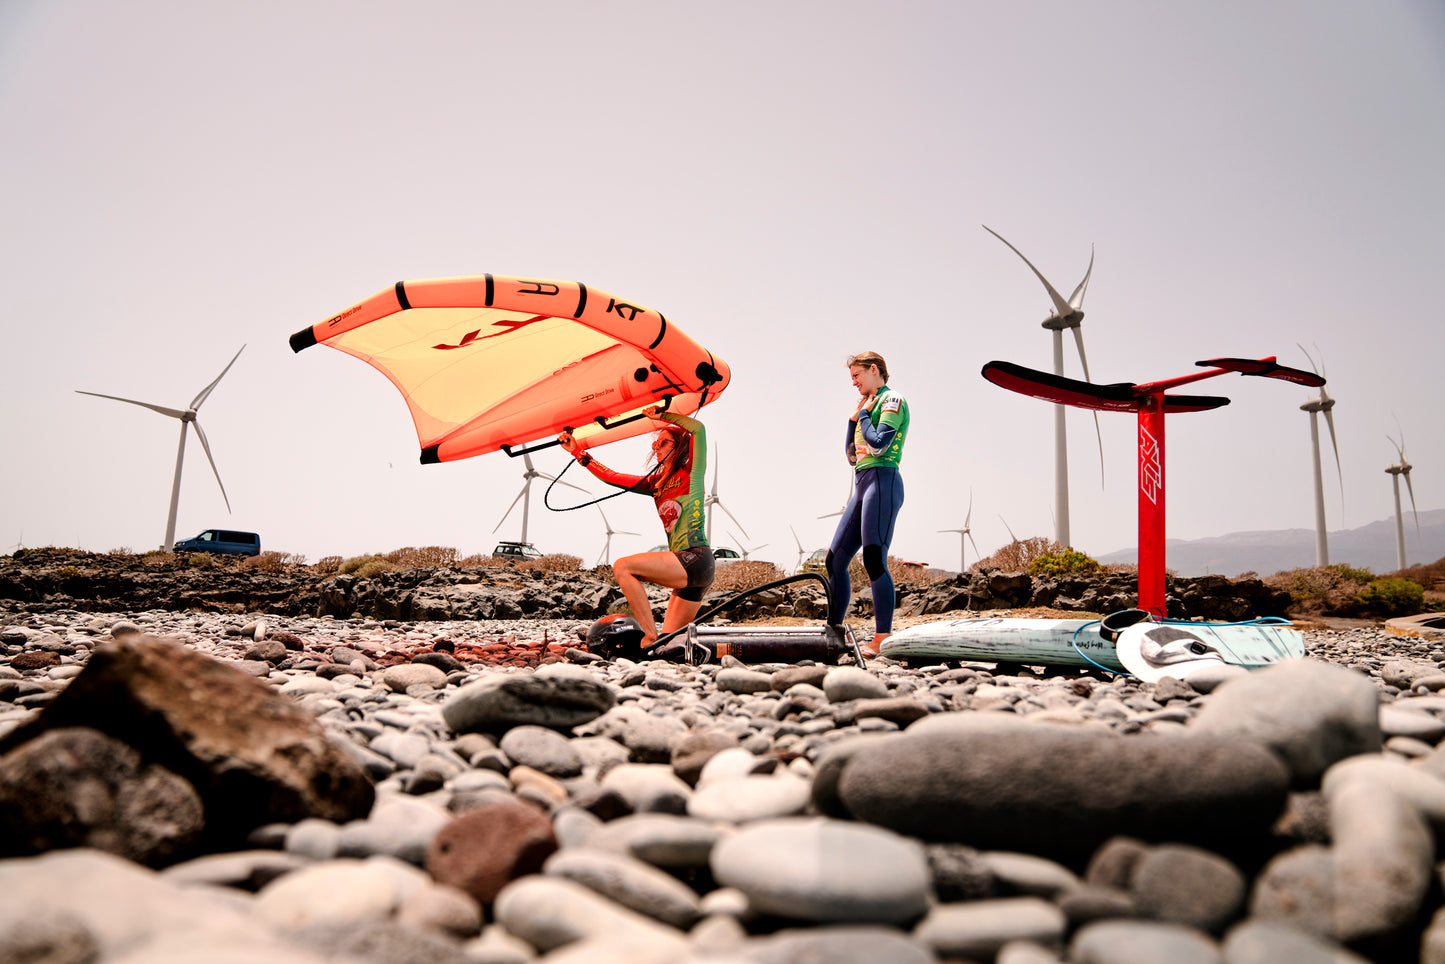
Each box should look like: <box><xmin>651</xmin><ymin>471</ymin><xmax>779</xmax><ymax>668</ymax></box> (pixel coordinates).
<box><xmin>827</xmin><ymin>466</ymin><xmax>905</xmax><ymax>632</ymax></box>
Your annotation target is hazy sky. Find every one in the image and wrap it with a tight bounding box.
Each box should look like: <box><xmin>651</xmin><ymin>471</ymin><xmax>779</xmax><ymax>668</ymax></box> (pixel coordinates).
<box><xmin>2</xmin><ymin>0</ymin><xmax>1442</xmax><ymax>575</ymax></box>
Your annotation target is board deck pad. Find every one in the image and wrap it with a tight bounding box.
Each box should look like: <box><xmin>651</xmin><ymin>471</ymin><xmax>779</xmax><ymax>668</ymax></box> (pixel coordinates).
<box><xmin>1116</xmin><ymin>620</ymin><xmax>1304</xmax><ymax>681</ymax></box>
<box><xmin>879</xmin><ymin>618</ymin><xmax>1126</xmax><ymax>672</ymax></box>
<box><xmin>879</xmin><ymin>615</ymin><xmax>1305</xmax><ymax>677</ymax></box>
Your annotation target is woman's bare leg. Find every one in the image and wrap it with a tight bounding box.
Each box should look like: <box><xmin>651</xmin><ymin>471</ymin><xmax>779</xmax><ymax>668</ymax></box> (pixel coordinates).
<box><xmin>661</xmin><ymin>595</ymin><xmax>703</xmax><ymax>636</ymax></box>
<box><xmin>613</xmin><ymin>551</ymin><xmax>689</xmax><ymax>644</ymax></box>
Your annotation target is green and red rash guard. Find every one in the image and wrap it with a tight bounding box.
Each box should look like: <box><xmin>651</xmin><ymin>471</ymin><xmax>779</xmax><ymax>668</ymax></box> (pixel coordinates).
<box><xmin>581</xmin><ymin>413</ymin><xmax>708</xmax><ymax>552</ymax></box>
<box><xmin>848</xmin><ymin>387</ymin><xmax>909</xmax><ymax>470</ymax></box>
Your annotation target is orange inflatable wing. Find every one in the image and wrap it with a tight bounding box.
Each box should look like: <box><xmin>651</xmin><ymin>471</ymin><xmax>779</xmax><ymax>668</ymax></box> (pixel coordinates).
<box><xmin>290</xmin><ymin>275</ymin><xmax>730</xmax><ymax>462</ymax></box>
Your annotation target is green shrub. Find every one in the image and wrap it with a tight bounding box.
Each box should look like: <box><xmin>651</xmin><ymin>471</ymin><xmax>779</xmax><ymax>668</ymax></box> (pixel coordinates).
<box><xmin>1265</xmin><ymin>564</ymin><xmax>1376</xmax><ymax>615</ymax></box>
<box><xmin>1029</xmin><ymin>548</ymin><xmax>1105</xmax><ymax>577</ymax></box>
<box><xmin>338</xmin><ymin>554</ymin><xmax>395</xmax><ymax>579</ymax></box>
<box><xmin>1355</xmin><ymin>577</ymin><xmax>1425</xmax><ymax>618</ymax></box>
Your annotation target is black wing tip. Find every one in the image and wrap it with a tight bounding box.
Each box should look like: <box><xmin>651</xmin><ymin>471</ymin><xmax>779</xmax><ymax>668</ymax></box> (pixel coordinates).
<box><xmin>289</xmin><ymin>328</ymin><xmax>318</xmax><ymax>353</ymax></box>
<box><xmin>420</xmin><ymin>445</ymin><xmax>441</xmax><ymax>465</ymax></box>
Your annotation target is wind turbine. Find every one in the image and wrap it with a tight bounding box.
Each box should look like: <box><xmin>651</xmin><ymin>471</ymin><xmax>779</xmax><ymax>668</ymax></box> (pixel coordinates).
<box><xmin>1297</xmin><ymin>344</ymin><xmax>1343</xmax><ymax>566</ymax></box>
<box><xmin>729</xmin><ymin>530</ymin><xmax>769</xmax><ymax>561</ymax></box>
<box><xmin>76</xmin><ymin>345</ymin><xmax>244</xmax><ymax>551</ymax></box>
<box><xmin>789</xmin><ymin>525</ymin><xmax>806</xmax><ymax>571</ymax></box>
<box><xmin>1385</xmin><ymin>430</ymin><xmax>1419</xmax><ymax>571</ymax></box>
<box><xmin>939</xmin><ymin>489</ymin><xmax>982</xmax><ymax>573</ymax></box>
<box><xmin>596</xmin><ymin>508</ymin><xmax>638</xmax><ymax>566</ymax></box>
<box><xmin>704</xmin><ymin>444</ymin><xmax>748</xmax><ymax>544</ymax></box>
<box><xmin>985</xmin><ymin>226</ymin><xmax>1104</xmax><ymax>549</ymax></box>
<box><xmin>493</xmin><ymin>454</ymin><xmax>586</xmax><ymax>547</ymax></box>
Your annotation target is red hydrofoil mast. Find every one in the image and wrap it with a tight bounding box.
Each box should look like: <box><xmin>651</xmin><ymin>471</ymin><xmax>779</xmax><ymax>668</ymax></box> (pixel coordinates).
<box><xmin>982</xmin><ymin>356</ymin><xmax>1324</xmax><ymax>617</ymax></box>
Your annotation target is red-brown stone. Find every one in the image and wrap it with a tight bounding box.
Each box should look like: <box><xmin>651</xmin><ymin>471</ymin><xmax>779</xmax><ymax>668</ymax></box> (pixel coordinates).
<box><xmin>426</xmin><ymin>797</ymin><xmax>557</xmax><ymax>905</ymax></box>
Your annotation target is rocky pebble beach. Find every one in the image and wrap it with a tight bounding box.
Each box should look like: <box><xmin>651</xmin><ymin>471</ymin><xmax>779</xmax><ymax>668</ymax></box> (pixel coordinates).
<box><xmin>4</xmin><ymin>594</ymin><xmax>1445</xmax><ymax>962</ymax></box>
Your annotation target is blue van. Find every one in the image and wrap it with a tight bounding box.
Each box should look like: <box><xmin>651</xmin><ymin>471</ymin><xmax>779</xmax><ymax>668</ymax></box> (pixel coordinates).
<box><xmin>173</xmin><ymin>529</ymin><xmax>261</xmax><ymax>556</ymax></box>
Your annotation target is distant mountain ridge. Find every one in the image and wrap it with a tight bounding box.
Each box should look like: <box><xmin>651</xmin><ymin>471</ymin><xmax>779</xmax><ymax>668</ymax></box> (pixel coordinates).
<box><xmin>1095</xmin><ymin>508</ymin><xmax>1445</xmax><ymax>578</ymax></box>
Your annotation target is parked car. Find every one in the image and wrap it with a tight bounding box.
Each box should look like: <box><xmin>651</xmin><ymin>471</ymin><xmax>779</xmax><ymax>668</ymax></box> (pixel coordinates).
<box><xmin>649</xmin><ymin>545</ymin><xmax>743</xmax><ymax>564</ymax></box>
<box><xmin>172</xmin><ymin>529</ymin><xmax>261</xmax><ymax>556</ymax></box>
<box><xmin>801</xmin><ymin>548</ymin><xmax>828</xmax><ymax>572</ymax></box>
<box><xmin>492</xmin><ymin>541</ymin><xmax>543</xmax><ymax>562</ymax></box>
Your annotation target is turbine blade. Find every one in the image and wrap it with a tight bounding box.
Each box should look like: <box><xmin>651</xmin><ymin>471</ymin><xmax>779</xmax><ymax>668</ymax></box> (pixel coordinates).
<box><xmin>1323</xmin><ymin>410</ymin><xmax>1343</xmax><ymax>485</ymax></box>
<box><xmin>983</xmin><ymin>225</ymin><xmax>1074</xmax><ymax>319</ymax></box>
<box><xmin>76</xmin><ymin>391</ymin><xmax>187</xmax><ymax>420</ymax></box>
<box><xmin>189</xmin><ymin>420</ymin><xmax>232</xmax><ymax>513</ymax></box>
<box><xmin>789</xmin><ymin>525</ymin><xmax>803</xmax><ymax>551</ymax></box>
<box><xmin>190</xmin><ymin>345</ymin><xmax>245</xmax><ymax>410</ymax></box>
<box><xmin>716</xmin><ymin>500</ymin><xmax>749</xmax><ymax>538</ymax></box>
<box><xmin>1071</xmin><ymin>328</ymin><xmax>1094</xmax><ymax>383</ymax></box>
<box><xmin>537</xmin><ymin>471</ymin><xmax>588</xmax><ymax>494</ymax></box>
<box><xmin>492</xmin><ymin>487</ymin><xmax>527</xmax><ymax>532</ymax></box>
<box><xmin>1092</xmin><ymin>410</ymin><xmax>1105</xmax><ymax>488</ymax></box>
<box><xmin>999</xmin><ymin>515</ymin><xmax>1019</xmax><ymax>543</ymax></box>
<box><xmin>1404</xmin><ymin>472</ymin><xmax>1419</xmax><ymax>532</ymax></box>
<box><xmin>1296</xmin><ymin>343</ymin><xmax>1322</xmax><ymax>376</ymax></box>
<box><xmin>967</xmin><ymin>532</ymin><xmax>982</xmax><ymax>559</ymax></box>
<box><xmin>965</xmin><ymin>489</ymin><xmax>974</xmax><ymax>526</ymax></box>
<box><xmin>1068</xmin><ymin>245</ymin><xmax>1095</xmax><ymax>309</ymax></box>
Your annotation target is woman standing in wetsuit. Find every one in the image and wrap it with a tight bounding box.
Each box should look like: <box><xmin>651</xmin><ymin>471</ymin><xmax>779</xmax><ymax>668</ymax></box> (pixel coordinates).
<box><xmin>559</xmin><ymin>407</ymin><xmax>713</xmax><ymax>648</ymax></box>
<box><xmin>826</xmin><ymin>351</ymin><xmax>909</xmax><ymax>657</ymax></box>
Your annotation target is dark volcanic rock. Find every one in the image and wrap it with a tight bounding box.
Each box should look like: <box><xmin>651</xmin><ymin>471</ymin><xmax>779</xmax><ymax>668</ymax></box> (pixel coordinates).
<box><xmin>441</xmin><ymin>673</ymin><xmax>617</xmax><ymax>734</ymax></box>
<box><xmin>0</xmin><ymin>726</ymin><xmax>204</xmax><ymax>865</ymax></box>
<box><xmin>0</xmin><ymin>548</ymin><xmax>1302</xmax><ymax>622</ymax></box>
<box><xmin>835</xmin><ymin>718</ymin><xmax>1290</xmax><ymax>867</ymax></box>
<box><xmin>0</xmin><ymin>634</ymin><xmax>374</xmax><ymax>850</ymax></box>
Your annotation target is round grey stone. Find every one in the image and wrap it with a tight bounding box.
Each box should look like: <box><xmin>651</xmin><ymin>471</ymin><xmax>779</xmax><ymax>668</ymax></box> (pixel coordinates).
<box><xmin>710</xmin><ymin>817</ymin><xmax>930</xmax><ymax>924</ymax></box>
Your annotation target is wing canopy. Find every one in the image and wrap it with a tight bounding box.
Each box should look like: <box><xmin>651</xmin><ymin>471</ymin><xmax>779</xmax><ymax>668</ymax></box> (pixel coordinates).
<box><xmin>292</xmin><ymin>275</ymin><xmax>730</xmax><ymax>462</ymax></box>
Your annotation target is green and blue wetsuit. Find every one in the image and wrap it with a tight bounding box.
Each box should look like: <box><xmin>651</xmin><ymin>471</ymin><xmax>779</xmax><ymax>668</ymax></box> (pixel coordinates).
<box><xmin>827</xmin><ymin>387</ymin><xmax>909</xmax><ymax>633</ymax></box>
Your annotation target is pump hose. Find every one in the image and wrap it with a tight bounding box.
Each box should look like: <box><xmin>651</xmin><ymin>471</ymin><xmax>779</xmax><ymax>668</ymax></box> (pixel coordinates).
<box><xmin>644</xmin><ymin>570</ymin><xmax>838</xmax><ymax>654</ymax></box>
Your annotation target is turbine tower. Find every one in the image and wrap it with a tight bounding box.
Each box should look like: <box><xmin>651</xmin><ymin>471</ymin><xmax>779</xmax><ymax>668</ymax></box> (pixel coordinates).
<box><xmin>939</xmin><ymin>490</ymin><xmax>981</xmax><ymax>573</ymax></box>
<box><xmin>985</xmin><ymin>226</ymin><xmax>1104</xmax><ymax>548</ymax></box>
<box><xmin>1385</xmin><ymin>432</ymin><xmax>1419</xmax><ymax>571</ymax></box>
<box><xmin>704</xmin><ymin>444</ymin><xmax>748</xmax><ymax>544</ymax></box>
<box><xmin>76</xmin><ymin>345</ymin><xmax>245</xmax><ymax>551</ymax></box>
<box><xmin>493</xmin><ymin>453</ymin><xmax>586</xmax><ymax>547</ymax></box>
<box><xmin>1297</xmin><ymin>345</ymin><xmax>1343</xmax><ymax>566</ymax></box>
<box><xmin>596</xmin><ymin>508</ymin><xmax>638</xmax><ymax>566</ymax></box>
